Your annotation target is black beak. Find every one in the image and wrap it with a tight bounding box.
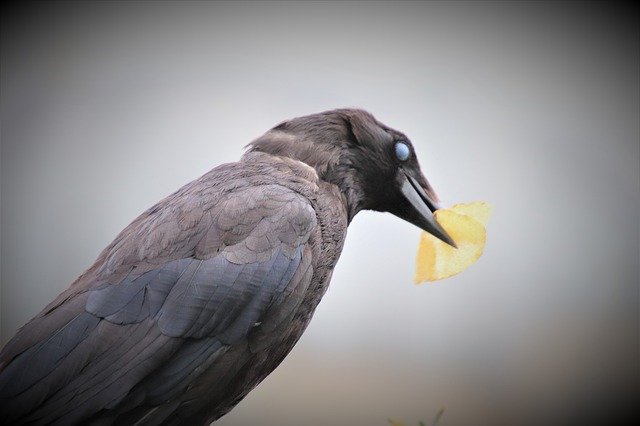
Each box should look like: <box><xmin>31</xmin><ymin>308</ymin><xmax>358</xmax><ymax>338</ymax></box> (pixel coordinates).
<box><xmin>398</xmin><ymin>170</ymin><xmax>457</xmax><ymax>248</ymax></box>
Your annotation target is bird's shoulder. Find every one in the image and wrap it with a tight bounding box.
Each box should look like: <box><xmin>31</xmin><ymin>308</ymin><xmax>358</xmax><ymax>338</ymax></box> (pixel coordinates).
<box><xmin>0</xmin><ymin>155</ymin><xmax>321</xmax><ymax>335</ymax></box>
<box><xmin>93</xmin><ymin>152</ymin><xmax>325</xmax><ymax>279</ymax></box>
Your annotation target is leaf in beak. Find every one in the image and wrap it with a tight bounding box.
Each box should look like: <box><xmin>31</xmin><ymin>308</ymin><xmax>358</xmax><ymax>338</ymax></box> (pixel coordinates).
<box><xmin>414</xmin><ymin>201</ymin><xmax>493</xmax><ymax>283</ymax></box>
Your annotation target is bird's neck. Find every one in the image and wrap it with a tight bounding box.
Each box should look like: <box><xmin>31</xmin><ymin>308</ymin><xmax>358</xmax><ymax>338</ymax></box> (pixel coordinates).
<box><xmin>320</xmin><ymin>164</ymin><xmax>366</xmax><ymax>223</ymax></box>
<box><xmin>245</xmin><ymin>132</ymin><xmax>366</xmax><ymax>221</ymax></box>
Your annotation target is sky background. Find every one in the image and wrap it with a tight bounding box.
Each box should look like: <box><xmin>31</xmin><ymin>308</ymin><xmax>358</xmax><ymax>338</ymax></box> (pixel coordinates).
<box><xmin>1</xmin><ymin>2</ymin><xmax>638</xmax><ymax>425</ymax></box>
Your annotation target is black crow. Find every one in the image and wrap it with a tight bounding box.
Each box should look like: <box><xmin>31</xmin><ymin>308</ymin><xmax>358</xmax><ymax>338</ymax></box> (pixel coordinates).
<box><xmin>0</xmin><ymin>109</ymin><xmax>454</xmax><ymax>425</ymax></box>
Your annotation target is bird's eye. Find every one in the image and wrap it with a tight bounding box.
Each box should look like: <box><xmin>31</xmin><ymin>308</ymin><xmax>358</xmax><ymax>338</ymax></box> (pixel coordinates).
<box><xmin>395</xmin><ymin>141</ymin><xmax>411</xmax><ymax>161</ymax></box>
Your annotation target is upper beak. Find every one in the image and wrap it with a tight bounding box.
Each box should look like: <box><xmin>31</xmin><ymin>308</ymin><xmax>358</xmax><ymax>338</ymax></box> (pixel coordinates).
<box><xmin>399</xmin><ymin>170</ymin><xmax>457</xmax><ymax>248</ymax></box>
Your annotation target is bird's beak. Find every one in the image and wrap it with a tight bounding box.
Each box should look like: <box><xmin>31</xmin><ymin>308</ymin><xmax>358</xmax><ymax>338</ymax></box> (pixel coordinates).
<box><xmin>398</xmin><ymin>170</ymin><xmax>457</xmax><ymax>248</ymax></box>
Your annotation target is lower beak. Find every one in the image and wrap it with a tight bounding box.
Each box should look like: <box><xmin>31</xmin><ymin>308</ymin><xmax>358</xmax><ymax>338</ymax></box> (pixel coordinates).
<box><xmin>399</xmin><ymin>171</ymin><xmax>457</xmax><ymax>248</ymax></box>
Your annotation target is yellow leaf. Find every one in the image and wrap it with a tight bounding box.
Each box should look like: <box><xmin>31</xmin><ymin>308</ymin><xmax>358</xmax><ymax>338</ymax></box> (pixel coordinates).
<box><xmin>450</xmin><ymin>200</ymin><xmax>493</xmax><ymax>226</ymax></box>
<box><xmin>414</xmin><ymin>201</ymin><xmax>492</xmax><ymax>283</ymax></box>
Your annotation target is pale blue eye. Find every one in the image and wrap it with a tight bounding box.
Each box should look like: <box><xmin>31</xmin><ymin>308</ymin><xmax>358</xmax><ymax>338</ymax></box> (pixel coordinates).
<box><xmin>395</xmin><ymin>142</ymin><xmax>411</xmax><ymax>161</ymax></box>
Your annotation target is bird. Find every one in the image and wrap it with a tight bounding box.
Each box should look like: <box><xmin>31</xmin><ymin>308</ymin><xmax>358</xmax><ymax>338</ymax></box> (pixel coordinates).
<box><xmin>0</xmin><ymin>108</ymin><xmax>455</xmax><ymax>425</ymax></box>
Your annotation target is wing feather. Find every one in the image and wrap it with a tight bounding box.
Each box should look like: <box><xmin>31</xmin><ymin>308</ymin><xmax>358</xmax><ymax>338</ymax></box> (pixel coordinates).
<box><xmin>0</xmin><ymin>176</ymin><xmax>319</xmax><ymax>425</ymax></box>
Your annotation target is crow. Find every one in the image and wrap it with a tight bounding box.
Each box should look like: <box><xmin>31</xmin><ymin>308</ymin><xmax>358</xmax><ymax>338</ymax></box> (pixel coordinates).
<box><xmin>0</xmin><ymin>108</ymin><xmax>455</xmax><ymax>425</ymax></box>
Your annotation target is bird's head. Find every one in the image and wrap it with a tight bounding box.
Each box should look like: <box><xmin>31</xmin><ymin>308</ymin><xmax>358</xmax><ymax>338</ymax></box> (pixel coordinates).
<box><xmin>247</xmin><ymin>108</ymin><xmax>456</xmax><ymax>247</ymax></box>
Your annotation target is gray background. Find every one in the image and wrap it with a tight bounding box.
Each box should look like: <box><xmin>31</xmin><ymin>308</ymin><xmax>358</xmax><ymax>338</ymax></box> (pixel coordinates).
<box><xmin>1</xmin><ymin>2</ymin><xmax>638</xmax><ymax>425</ymax></box>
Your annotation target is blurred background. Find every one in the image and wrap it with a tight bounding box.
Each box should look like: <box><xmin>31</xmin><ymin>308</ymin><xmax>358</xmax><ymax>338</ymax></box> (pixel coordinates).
<box><xmin>1</xmin><ymin>2</ymin><xmax>637</xmax><ymax>424</ymax></box>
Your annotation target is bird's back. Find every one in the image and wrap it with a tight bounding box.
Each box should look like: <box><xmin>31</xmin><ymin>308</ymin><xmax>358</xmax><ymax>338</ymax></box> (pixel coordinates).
<box><xmin>0</xmin><ymin>151</ymin><xmax>348</xmax><ymax>425</ymax></box>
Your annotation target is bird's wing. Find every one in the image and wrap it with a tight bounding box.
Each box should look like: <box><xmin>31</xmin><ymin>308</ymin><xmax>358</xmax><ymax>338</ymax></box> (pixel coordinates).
<box><xmin>0</xmin><ymin>180</ymin><xmax>318</xmax><ymax>425</ymax></box>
